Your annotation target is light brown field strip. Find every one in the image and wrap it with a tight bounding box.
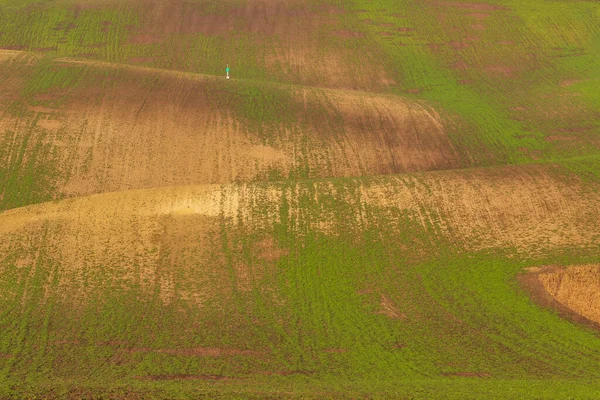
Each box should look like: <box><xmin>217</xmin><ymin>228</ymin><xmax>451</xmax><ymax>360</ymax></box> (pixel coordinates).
<box><xmin>1</xmin><ymin>162</ymin><xmax>598</xmax><ymax>309</ymax></box>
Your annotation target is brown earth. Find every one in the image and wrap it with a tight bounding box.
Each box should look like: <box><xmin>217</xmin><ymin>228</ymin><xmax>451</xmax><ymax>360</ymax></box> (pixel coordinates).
<box><xmin>485</xmin><ymin>65</ymin><xmax>520</xmax><ymax>77</ymax></box>
<box><xmin>519</xmin><ymin>265</ymin><xmax>600</xmax><ymax>329</ymax></box>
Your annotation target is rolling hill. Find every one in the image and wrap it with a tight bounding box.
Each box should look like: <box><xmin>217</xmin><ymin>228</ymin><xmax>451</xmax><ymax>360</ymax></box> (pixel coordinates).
<box><xmin>0</xmin><ymin>0</ymin><xmax>599</xmax><ymax>398</ymax></box>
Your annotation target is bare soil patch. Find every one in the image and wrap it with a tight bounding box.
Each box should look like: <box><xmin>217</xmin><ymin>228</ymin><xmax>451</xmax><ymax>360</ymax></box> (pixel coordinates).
<box><xmin>467</xmin><ymin>12</ymin><xmax>490</xmax><ymax>20</ymax></box>
<box><xmin>452</xmin><ymin>61</ymin><xmax>470</xmax><ymax>70</ymax></box>
<box><xmin>485</xmin><ymin>65</ymin><xmax>520</xmax><ymax>77</ymax></box>
<box><xmin>560</xmin><ymin>79</ymin><xmax>582</xmax><ymax>87</ymax></box>
<box><xmin>519</xmin><ymin>265</ymin><xmax>600</xmax><ymax>329</ymax></box>
<box><xmin>128</xmin><ymin>33</ymin><xmax>162</xmax><ymax>44</ymax></box>
<box><xmin>447</xmin><ymin>41</ymin><xmax>469</xmax><ymax>50</ymax></box>
<box><xmin>255</xmin><ymin>237</ymin><xmax>288</xmax><ymax>262</ymax></box>
<box><xmin>376</xmin><ymin>294</ymin><xmax>406</xmax><ymax>319</ymax></box>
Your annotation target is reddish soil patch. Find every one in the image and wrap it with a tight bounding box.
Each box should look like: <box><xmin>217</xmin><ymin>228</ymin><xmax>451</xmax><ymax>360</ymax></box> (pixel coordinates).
<box><xmin>427</xmin><ymin>43</ymin><xmax>441</xmax><ymax>52</ymax></box>
<box><xmin>255</xmin><ymin>237</ymin><xmax>288</xmax><ymax>262</ymax></box>
<box><xmin>396</xmin><ymin>27</ymin><xmax>415</xmax><ymax>34</ymax></box>
<box><xmin>34</xmin><ymin>47</ymin><xmax>56</xmax><ymax>52</ymax></box>
<box><xmin>452</xmin><ymin>61</ymin><xmax>470</xmax><ymax>70</ymax></box>
<box><xmin>485</xmin><ymin>65</ymin><xmax>519</xmax><ymax>77</ymax></box>
<box><xmin>75</xmin><ymin>53</ymin><xmax>97</xmax><ymax>58</ymax></box>
<box><xmin>545</xmin><ymin>135</ymin><xmax>575</xmax><ymax>142</ymax></box>
<box><xmin>379</xmin><ymin>31</ymin><xmax>393</xmax><ymax>36</ymax></box>
<box><xmin>128</xmin><ymin>34</ymin><xmax>163</xmax><ymax>44</ymax></box>
<box><xmin>559</xmin><ymin>79</ymin><xmax>581</xmax><ymax>87</ymax></box>
<box><xmin>467</xmin><ymin>12</ymin><xmax>490</xmax><ymax>20</ymax></box>
<box><xmin>471</xmin><ymin>23</ymin><xmax>486</xmax><ymax>30</ymax></box>
<box><xmin>321</xmin><ymin>5</ymin><xmax>346</xmax><ymax>15</ymax></box>
<box><xmin>458</xmin><ymin>79</ymin><xmax>473</xmax><ymax>85</ymax></box>
<box><xmin>332</xmin><ymin>30</ymin><xmax>366</xmax><ymax>38</ymax></box>
<box><xmin>447</xmin><ymin>41</ymin><xmax>469</xmax><ymax>50</ymax></box>
<box><xmin>379</xmin><ymin>23</ymin><xmax>395</xmax><ymax>27</ymax></box>
<box><xmin>1</xmin><ymin>45</ymin><xmax>24</xmax><ymax>50</ymax></box>
<box><xmin>132</xmin><ymin>0</ymin><xmax>339</xmax><ymax>38</ymax></box>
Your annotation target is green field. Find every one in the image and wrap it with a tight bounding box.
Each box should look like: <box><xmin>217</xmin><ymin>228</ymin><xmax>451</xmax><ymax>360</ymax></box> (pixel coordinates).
<box><xmin>0</xmin><ymin>0</ymin><xmax>600</xmax><ymax>398</ymax></box>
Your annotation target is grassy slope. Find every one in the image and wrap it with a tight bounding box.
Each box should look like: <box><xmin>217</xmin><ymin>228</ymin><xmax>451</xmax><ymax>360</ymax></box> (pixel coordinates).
<box><xmin>0</xmin><ymin>0</ymin><xmax>600</xmax><ymax>398</ymax></box>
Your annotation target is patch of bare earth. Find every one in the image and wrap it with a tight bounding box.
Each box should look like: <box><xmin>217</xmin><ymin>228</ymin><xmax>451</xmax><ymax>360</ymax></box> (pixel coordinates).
<box><xmin>519</xmin><ymin>265</ymin><xmax>600</xmax><ymax>329</ymax></box>
<box><xmin>332</xmin><ymin>30</ymin><xmax>365</xmax><ymax>39</ymax></box>
<box><xmin>376</xmin><ymin>294</ymin><xmax>406</xmax><ymax>319</ymax></box>
<box><xmin>485</xmin><ymin>65</ymin><xmax>520</xmax><ymax>77</ymax></box>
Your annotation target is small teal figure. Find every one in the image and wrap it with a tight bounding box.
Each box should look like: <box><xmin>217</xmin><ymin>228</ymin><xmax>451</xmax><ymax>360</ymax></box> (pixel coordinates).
<box><xmin>226</xmin><ymin>63</ymin><xmax>230</xmax><ymax>80</ymax></box>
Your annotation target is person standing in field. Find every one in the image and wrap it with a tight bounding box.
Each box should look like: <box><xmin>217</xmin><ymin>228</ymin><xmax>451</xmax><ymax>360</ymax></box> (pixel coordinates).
<box><xmin>226</xmin><ymin>64</ymin><xmax>230</xmax><ymax>79</ymax></box>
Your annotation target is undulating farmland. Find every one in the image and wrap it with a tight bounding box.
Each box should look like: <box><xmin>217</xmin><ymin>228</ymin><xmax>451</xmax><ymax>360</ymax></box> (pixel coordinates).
<box><xmin>0</xmin><ymin>0</ymin><xmax>599</xmax><ymax>398</ymax></box>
